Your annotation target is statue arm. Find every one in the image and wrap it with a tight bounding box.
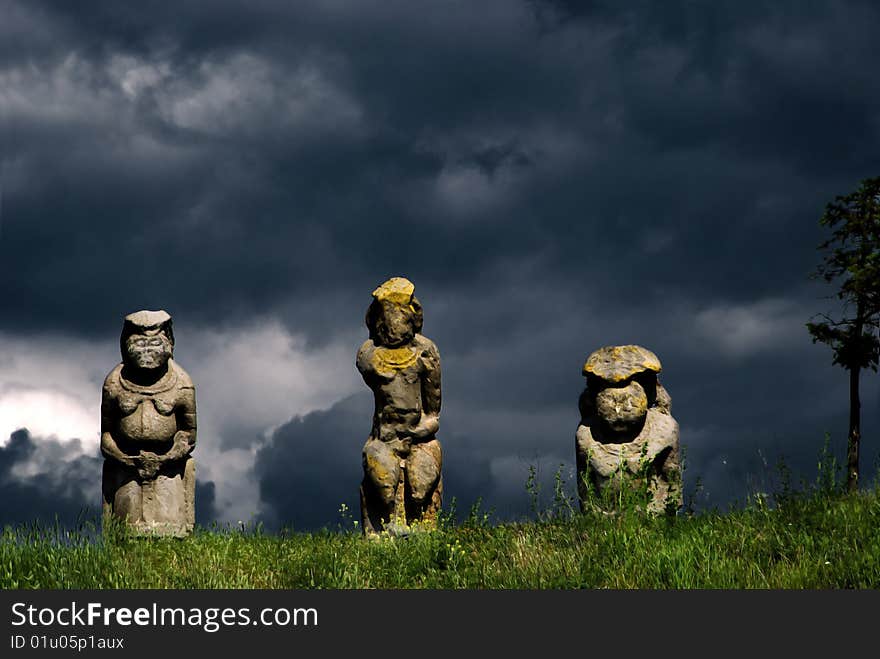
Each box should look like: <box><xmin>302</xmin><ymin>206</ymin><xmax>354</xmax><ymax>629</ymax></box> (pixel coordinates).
<box><xmin>356</xmin><ymin>340</ymin><xmax>374</xmax><ymax>381</ymax></box>
<box><xmin>655</xmin><ymin>382</ymin><xmax>672</xmax><ymax>414</ymax></box>
<box><xmin>99</xmin><ymin>384</ymin><xmax>135</xmax><ymax>468</ymax></box>
<box><xmin>163</xmin><ymin>385</ymin><xmax>197</xmax><ymax>463</ymax></box>
<box><xmin>421</xmin><ymin>340</ymin><xmax>441</xmax><ymax>416</ymax></box>
<box><xmin>660</xmin><ymin>428</ymin><xmax>682</xmax><ymax>513</ymax></box>
<box><xmin>411</xmin><ymin>340</ymin><xmax>441</xmax><ymax>441</ymax></box>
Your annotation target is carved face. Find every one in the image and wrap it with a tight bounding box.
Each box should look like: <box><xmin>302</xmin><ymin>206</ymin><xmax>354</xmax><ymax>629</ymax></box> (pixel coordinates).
<box><xmin>374</xmin><ymin>300</ymin><xmax>415</xmax><ymax>347</ymax></box>
<box><xmin>595</xmin><ymin>380</ymin><xmax>648</xmax><ymax>434</ymax></box>
<box><xmin>125</xmin><ymin>331</ymin><xmax>173</xmax><ymax>370</ymax></box>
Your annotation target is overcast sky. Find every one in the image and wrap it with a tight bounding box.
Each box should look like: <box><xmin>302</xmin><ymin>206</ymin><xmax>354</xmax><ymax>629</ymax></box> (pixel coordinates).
<box><xmin>2</xmin><ymin>0</ymin><xmax>879</xmax><ymax>531</ymax></box>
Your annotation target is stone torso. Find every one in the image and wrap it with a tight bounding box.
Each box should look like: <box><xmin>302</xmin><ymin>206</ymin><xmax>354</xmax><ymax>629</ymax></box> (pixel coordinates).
<box><xmin>576</xmin><ymin>408</ymin><xmax>679</xmax><ymax>478</ymax></box>
<box><xmin>103</xmin><ymin>360</ymin><xmax>192</xmax><ymax>451</ymax></box>
<box><xmin>357</xmin><ymin>334</ymin><xmax>438</xmax><ymax>439</ymax></box>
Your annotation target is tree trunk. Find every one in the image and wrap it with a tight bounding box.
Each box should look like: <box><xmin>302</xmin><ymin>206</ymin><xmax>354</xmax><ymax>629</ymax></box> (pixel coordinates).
<box><xmin>847</xmin><ymin>297</ymin><xmax>866</xmax><ymax>493</ymax></box>
<box><xmin>847</xmin><ymin>364</ymin><xmax>861</xmax><ymax>492</ymax></box>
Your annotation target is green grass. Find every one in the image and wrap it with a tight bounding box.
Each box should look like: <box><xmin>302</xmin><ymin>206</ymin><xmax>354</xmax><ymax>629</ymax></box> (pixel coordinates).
<box><xmin>3</xmin><ymin>484</ymin><xmax>880</xmax><ymax>588</ymax></box>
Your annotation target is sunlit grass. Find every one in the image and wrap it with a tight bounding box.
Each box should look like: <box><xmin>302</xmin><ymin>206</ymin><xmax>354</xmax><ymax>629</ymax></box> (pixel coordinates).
<box><xmin>2</xmin><ymin>481</ymin><xmax>879</xmax><ymax>588</ymax></box>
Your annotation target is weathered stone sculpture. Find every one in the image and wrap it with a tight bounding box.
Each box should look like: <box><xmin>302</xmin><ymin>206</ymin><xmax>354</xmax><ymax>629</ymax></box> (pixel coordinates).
<box><xmin>575</xmin><ymin>345</ymin><xmax>681</xmax><ymax>515</ymax></box>
<box><xmin>101</xmin><ymin>310</ymin><xmax>197</xmax><ymax>537</ymax></box>
<box><xmin>356</xmin><ymin>277</ymin><xmax>442</xmax><ymax>535</ymax></box>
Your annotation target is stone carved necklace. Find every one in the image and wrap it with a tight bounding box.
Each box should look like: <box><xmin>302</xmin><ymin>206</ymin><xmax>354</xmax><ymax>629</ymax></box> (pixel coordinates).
<box><xmin>373</xmin><ymin>345</ymin><xmax>418</xmax><ymax>372</ymax></box>
<box><xmin>118</xmin><ymin>362</ymin><xmax>178</xmax><ymax>394</ymax></box>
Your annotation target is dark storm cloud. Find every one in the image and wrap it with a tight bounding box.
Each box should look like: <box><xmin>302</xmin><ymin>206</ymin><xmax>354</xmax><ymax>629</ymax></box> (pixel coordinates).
<box><xmin>0</xmin><ymin>429</ymin><xmax>218</xmax><ymax>528</ymax></box>
<box><xmin>2</xmin><ymin>1</ymin><xmax>880</xmax><ymax>527</ymax></box>
<box><xmin>5</xmin><ymin>0</ymin><xmax>875</xmax><ymax>339</ymax></box>
<box><xmin>0</xmin><ymin>429</ymin><xmax>100</xmax><ymax>525</ymax></box>
<box><xmin>254</xmin><ymin>394</ymin><xmax>368</xmax><ymax>531</ymax></box>
<box><xmin>194</xmin><ymin>479</ymin><xmax>218</xmax><ymax>527</ymax></box>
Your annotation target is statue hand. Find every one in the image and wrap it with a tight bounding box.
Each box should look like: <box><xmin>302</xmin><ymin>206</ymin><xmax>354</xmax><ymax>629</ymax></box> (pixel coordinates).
<box><xmin>408</xmin><ymin>414</ymin><xmax>439</xmax><ymax>441</ymax></box>
<box><xmin>136</xmin><ymin>452</ymin><xmax>162</xmax><ymax>480</ymax></box>
<box><xmin>170</xmin><ymin>431</ymin><xmax>195</xmax><ymax>460</ymax></box>
<box><xmin>101</xmin><ymin>434</ymin><xmax>136</xmax><ymax>468</ymax></box>
<box><xmin>114</xmin><ymin>455</ymin><xmax>137</xmax><ymax>469</ymax></box>
<box><xmin>379</xmin><ymin>424</ymin><xmax>399</xmax><ymax>443</ymax></box>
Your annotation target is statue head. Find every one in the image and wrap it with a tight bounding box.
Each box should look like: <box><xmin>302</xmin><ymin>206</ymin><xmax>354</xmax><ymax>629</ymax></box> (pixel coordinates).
<box><xmin>366</xmin><ymin>277</ymin><xmax>423</xmax><ymax>347</ymax></box>
<box><xmin>594</xmin><ymin>380</ymin><xmax>648</xmax><ymax>434</ymax></box>
<box><xmin>120</xmin><ymin>309</ymin><xmax>174</xmax><ymax>371</ymax></box>
<box><xmin>582</xmin><ymin>345</ymin><xmax>662</xmax><ymax>437</ymax></box>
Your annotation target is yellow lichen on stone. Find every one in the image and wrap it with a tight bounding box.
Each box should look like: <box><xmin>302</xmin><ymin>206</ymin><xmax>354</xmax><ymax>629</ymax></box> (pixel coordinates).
<box><xmin>365</xmin><ymin>454</ymin><xmax>393</xmax><ymax>488</ymax></box>
<box><xmin>372</xmin><ymin>277</ymin><xmax>415</xmax><ymax>306</ymax></box>
<box><xmin>582</xmin><ymin>344</ymin><xmax>662</xmax><ymax>381</ymax></box>
<box><xmin>372</xmin><ymin>345</ymin><xmax>418</xmax><ymax>372</ymax></box>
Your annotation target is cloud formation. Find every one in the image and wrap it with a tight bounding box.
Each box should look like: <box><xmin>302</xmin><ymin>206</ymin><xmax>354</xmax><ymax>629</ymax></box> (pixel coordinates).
<box><xmin>0</xmin><ymin>429</ymin><xmax>100</xmax><ymax>526</ymax></box>
<box><xmin>2</xmin><ymin>0</ymin><xmax>879</xmax><ymax>529</ymax></box>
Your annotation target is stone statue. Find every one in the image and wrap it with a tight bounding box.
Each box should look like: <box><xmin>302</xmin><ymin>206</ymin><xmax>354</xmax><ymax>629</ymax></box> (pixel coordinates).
<box><xmin>356</xmin><ymin>277</ymin><xmax>443</xmax><ymax>535</ymax></box>
<box><xmin>575</xmin><ymin>345</ymin><xmax>681</xmax><ymax>515</ymax></box>
<box><xmin>101</xmin><ymin>310</ymin><xmax>197</xmax><ymax>537</ymax></box>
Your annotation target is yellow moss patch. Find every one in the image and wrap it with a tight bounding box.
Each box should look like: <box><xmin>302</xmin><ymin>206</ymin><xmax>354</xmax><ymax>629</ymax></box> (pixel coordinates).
<box><xmin>373</xmin><ymin>346</ymin><xmax>418</xmax><ymax>372</ymax></box>
<box><xmin>372</xmin><ymin>277</ymin><xmax>415</xmax><ymax>305</ymax></box>
<box><xmin>582</xmin><ymin>344</ymin><xmax>662</xmax><ymax>381</ymax></box>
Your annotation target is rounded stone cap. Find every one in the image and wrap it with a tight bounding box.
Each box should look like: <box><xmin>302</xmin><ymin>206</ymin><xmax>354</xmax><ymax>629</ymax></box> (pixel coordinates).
<box><xmin>120</xmin><ymin>309</ymin><xmax>175</xmax><ymax>357</ymax></box>
<box><xmin>582</xmin><ymin>345</ymin><xmax>662</xmax><ymax>383</ymax></box>
<box><xmin>372</xmin><ymin>277</ymin><xmax>415</xmax><ymax>306</ymax></box>
<box><xmin>125</xmin><ymin>309</ymin><xmax>171</xmax><ymax>328</ymax></box>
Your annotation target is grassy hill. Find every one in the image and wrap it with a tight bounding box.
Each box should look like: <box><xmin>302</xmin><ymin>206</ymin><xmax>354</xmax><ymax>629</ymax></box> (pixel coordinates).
<box><xmin>2</xmin><ymin>481</ymin><xmax>879</xmax><ymax>588</ymax></box>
